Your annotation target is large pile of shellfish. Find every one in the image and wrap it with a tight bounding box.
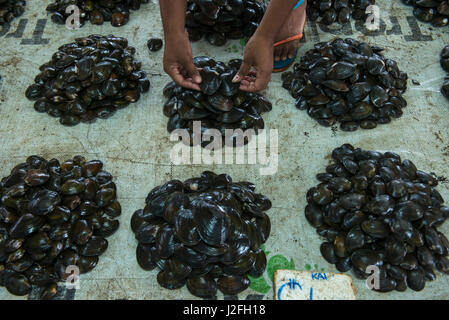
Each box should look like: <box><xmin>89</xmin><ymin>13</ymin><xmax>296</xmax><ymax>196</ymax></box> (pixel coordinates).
<box><xmin>163</xmin><ymin>57</ymin><xmax>272</xmax><ymax>147</ymax></box>
<box><xmin>306</xmin><ymin>0</ymin><xmax>375</xmax><ymax>25</ymax></box>
<box><xmin>0</xmin><ymin>0</ymin><xmax>26</xmax><ymax>25</ymax></box>
<box><xmin>401</xmin><ymin>0</ymin><xmax>449</xmax><ymax>28</ymax></box>
<box><xmin>305</xmin><ymin>144</ymin><xmax>449</xmax><ymax>292</ymax></box>
<box><xmin>0</xmin><ymin>156</ymin><xmax>120</xmax><ymax>299</ymax></box>
<box><xmin>46</xmin><ymin>0</ymin><xmax>149</xmax><ymax>27</ymax></box>
<box><xmin>185</xmin><ymin>0</ymin><xmax>266</xmax><ymax>46</ymax></box>
<box><xmin>132</xmin><ymin>171</ymin><xmax>271</xmax><ymax>298</ymax></box>
<box><xmin>25</xmin><ymin>35</ymin><xmax>150</xmax><ymax>126</ymax></box>
<box><xmin>440</xmin><ymin>45</ymin><xmax>449</xmax><ymax>100</ymax></box>
<box><xmin>282</xmin><ymin>38</ymin><xmax>408</xmax><ymax>131</ymax></box>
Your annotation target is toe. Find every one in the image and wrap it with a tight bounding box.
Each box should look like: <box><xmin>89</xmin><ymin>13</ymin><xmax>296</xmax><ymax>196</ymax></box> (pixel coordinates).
<box><xmin>280</xmin><ymin>46</ymin><xmax>288</xmax><ymax>61</ymax></box>
<box><xmin>287</xmin><ymin>42</ymin><xmax>299</xmax><ymax>59</ymax></box>
<box><xmin>274</xmin><ymin>46</ymin><xmax>282</xmax><ymax>61</ymax></box>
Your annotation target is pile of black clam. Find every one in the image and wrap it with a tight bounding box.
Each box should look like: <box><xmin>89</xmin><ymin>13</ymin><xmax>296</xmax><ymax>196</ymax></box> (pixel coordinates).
<box><xmin>440</xmin><ymin>45</ymin><xmax>449</xmax><ymax>100</ymax></box>
<box><xmin>163</xmin><ymin>57</ymin><xmax>272</xmax><ymax>147</ymax></box>
<box><xmin>282</xmin><ymin>38</ymin><xmax>408</xmax><ymax>131</ymax></box>
<box><xmin>305</xmin><ymin>144</ymin><xmax>449</xmax><ymax>292</ymax></box>
<box><xmin>307</xmin><ymin>0</ymin><xmax>375</xmax><ymax>25</ymax></box>
<box><xmin>185</xmin><ymin>0</ymin><xmax>266</xmax><ymax>46</ymax></box>
<box><xmin>46</xmin><ymin>0</ymin><xmax>149</xmax><ymax>27</ymax></box>
<box><xmin>25</xmin><ymin>34</ymin><xmax>150</xmax><ymax>126</ymax></box>
<box><xmin>401</xmin><ymin>0</ymin><xmax>449</xmax><ymax>27</ymax></box>
<box><xmin>0</xmin><ymin>155</ymin><xmax>120</xmax><ymax>299</ymax></box>
<box><xmin>132</xmin><ymin>171</ymin><xmax>271</xmax><ymax>298</ymax></box>
<box><xmin>0</xmin><ymin>0</ymin><xmax>26</xmax><ymax>25</ymax></box>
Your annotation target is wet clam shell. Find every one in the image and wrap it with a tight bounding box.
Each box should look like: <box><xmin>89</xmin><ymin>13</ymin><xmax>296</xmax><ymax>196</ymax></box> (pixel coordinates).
<box><xmin>9</xmin><ymin>214</ymin><xmax>43</xmax><ymax>239</ymax></box>
<box><xmin>79</xmin><ymin>236</ymin><xmax>108</xmax><ymax>257</ymax></box>
<box><xmin>5</xmin><ymin>273</ymin><xmax>31</xmax><ymax>296</ymax></box>
<box><xmin>136</xmin><ymin>243</ymin><xmax>158</xmax><ymax>271</ymax></box>
<box><xmin>157</xmin><ymin>268</ymin><xmax>187</xmax><ymax>290</ymax></box>
<box><xmin>217</xmin><ymin>275</ymin><xmax>250</xmax><ymax>295</ymax></box>
<box><xmin>186</xmin><ymin>275</ymin><xmax>217</xmax><ymax>298</ymax></box>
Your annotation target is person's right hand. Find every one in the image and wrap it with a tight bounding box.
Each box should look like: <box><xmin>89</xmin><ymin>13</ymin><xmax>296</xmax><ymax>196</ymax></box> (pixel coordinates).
<box><xmin>163</xmin><ymin>30</ymin><xmax>202</xmax><ymax>91</ymax></box>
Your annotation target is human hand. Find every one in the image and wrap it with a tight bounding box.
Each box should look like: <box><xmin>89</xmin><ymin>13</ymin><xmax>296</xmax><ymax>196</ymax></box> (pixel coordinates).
<box><xmin>232</xmin><ymin>34</ymin><xmax>273</xmax><ymax>92</ymax></box>
<box><xmin>163</xmin><ymin>30</ymin><xmax>202</xmax><ymax>91</ymax></box>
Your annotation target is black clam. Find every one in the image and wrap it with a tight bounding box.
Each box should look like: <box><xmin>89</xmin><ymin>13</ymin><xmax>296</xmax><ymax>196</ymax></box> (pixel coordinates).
<box><xmin>282</xmin><ymin>38</ymin><xmax>408</xmax><ymax>131</ymax></box>
<box><xmin>25</xmin><ymin>35</ymin><xmax>150</xmax><ymax>126</ymax></box>
<box><xmin>0</xmin><ymin>156</ymin><xmax>120</xmax><ymax>298</ymax></box>
<box><xmin>217</xmin><ymin>275</ymin><xmax>250</xmax><ymax>295</ymax></box>
<box><xmin>5</xmin><ymin>273</ymin><xmax>31</xmax><ymax>296</ymax></box>
<box><xmin>186</xmin><ymin>275</ymin><xmax>218</xmax><ymax>298</ymax></box>
<box><xmin>147</xmin><ymin>38</ymin><xmax>163</xmax><ymax>52</ymax></box>
<box><xmin>200</xmin><ymin>67</ymin><xmax>222</xmax><ymax>95</ymax></box>
<box><xmin>305</xmin><ymin>144</ymin><xmax>449</xmax><ymax>293</ymax></box>
<box><xmin>132</xmin><ymin>172</ymin><xmax>271</xmax><ymax>298</ymax></box>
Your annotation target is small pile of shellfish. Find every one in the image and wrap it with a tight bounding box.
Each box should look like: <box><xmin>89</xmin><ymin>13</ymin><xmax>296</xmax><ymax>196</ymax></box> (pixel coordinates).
<box><xmin>132</xmin><ymin>171</ymin><xmax>271</xmax><ymax>298</ymax></box>
<box><xmin>0</xmin><ymin>156</ymin><xmax>120</xmax><ymax>299</ymax></box>
<box><xmin>282</xmin><ymin>38</ymin><xmax>408</xmax><ymax>131</ymax></box>
<box><xmin>306</xmin><ymin>0</ymin><xmax>376</xmax><ymax>25</ymax></box>
<box><xmin>25</xmin><ymin>35</ymin><xmax>150</xmax><ymax>126</ymax></box>
<box><xmin>0</xmin><ymin>0</ymin><xmax>26</xmax><ymax>25</ymax></box>
<box><xmin>46</xmin><ymin>0</ymin><xmax>149</xmax><ymax>27</ymax></box>
<box><xmin>401</xmin><ymin>0</ymin><xmax>449</xmax><ymax>28</ymax></box>
<box><xmin>185</xmin><ymin>0</ymin><xmax>266</xmax><ymax>46</ymax></box>
<box><xmin>440</xmin><ymin>45</ymin><xmax>449</xmax><ymax>100</ymax></box>
<box><xmin>163</xmin><ymin>57</ymin><xmax>272</xmax><ymax>147</ymax></box>
<box><xmin>305</xmin><ymin>144</ymin><xmax>449</xmax><ymax>293</ymax></box>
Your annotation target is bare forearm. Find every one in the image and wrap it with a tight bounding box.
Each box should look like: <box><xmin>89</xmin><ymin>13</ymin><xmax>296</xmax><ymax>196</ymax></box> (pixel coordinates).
<box><xmin>159</xmin><ymin>0</ymin><xmax>187</xmax><ymax>37</ymax></box>
<box><xmin>254</xmin><ymin>0</ymin><xmax>301</xmax><ymax>42</ymax></box>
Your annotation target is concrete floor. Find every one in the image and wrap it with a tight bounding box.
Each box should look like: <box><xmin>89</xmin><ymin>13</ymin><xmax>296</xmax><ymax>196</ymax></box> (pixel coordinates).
<box><xmin>0</xmin><ymin>0</ymin><xmax>448</xmax><ymax>300</ymax></box>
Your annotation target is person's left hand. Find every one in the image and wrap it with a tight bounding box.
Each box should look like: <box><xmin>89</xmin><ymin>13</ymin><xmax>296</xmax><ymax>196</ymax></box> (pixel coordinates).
<box><xmin>232</xmin><ymin>34</ymin><xmax>273</xmax><ymax>92</ymax></box>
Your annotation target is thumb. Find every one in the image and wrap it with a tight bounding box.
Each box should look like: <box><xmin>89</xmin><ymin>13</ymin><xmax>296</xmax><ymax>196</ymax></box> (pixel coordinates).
<box><xmin>185</xmin><ymin>63</ymin><xmax>202</xmax><ymax>84</ymax></box>
<box><xmin>232</xmin><ymin>61</ymin><xmax>251</xmax><ymax>83</ymax></box>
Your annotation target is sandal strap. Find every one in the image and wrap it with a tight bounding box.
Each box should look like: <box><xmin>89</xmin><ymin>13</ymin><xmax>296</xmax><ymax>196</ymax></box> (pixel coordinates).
<box><xmin>273</xmin><ymin>33</ymin><xmax>303</xmax><ymax>47</ymax></box>
<box><xmin>294</xmin><ymin>0</ymin><xmax>305</xmax><ymax>9</ymax></box>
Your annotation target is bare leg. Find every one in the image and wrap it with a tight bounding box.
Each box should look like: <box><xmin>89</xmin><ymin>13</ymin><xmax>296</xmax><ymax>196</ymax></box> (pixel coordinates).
<box><xmin>273</xmin><ymin>0</ymin><xmax>307</xmax><ymax>62</ymax></box>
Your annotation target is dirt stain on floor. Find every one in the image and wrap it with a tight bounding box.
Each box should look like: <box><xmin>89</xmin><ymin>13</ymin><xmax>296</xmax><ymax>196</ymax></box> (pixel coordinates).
<box><xmin>0</xmin><ymin>56</ymin><xmax>21</xmax><ymax>69</ymax></box>
<box><xmin>434</xmin><ymin>131</ymin><xmax>444</xmax><ymax>143</ymax></box>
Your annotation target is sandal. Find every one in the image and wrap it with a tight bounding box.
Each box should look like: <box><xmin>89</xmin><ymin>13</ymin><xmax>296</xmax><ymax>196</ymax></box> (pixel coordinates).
<box><xmin>272</xmin><ymin>0</ymin><xmax>305</xmax><ymax>73</ymax></box>
<box><xmin>273</xmin><ymin>34</ymin><xmax>303</xmax><ymax>73</ymax></box>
